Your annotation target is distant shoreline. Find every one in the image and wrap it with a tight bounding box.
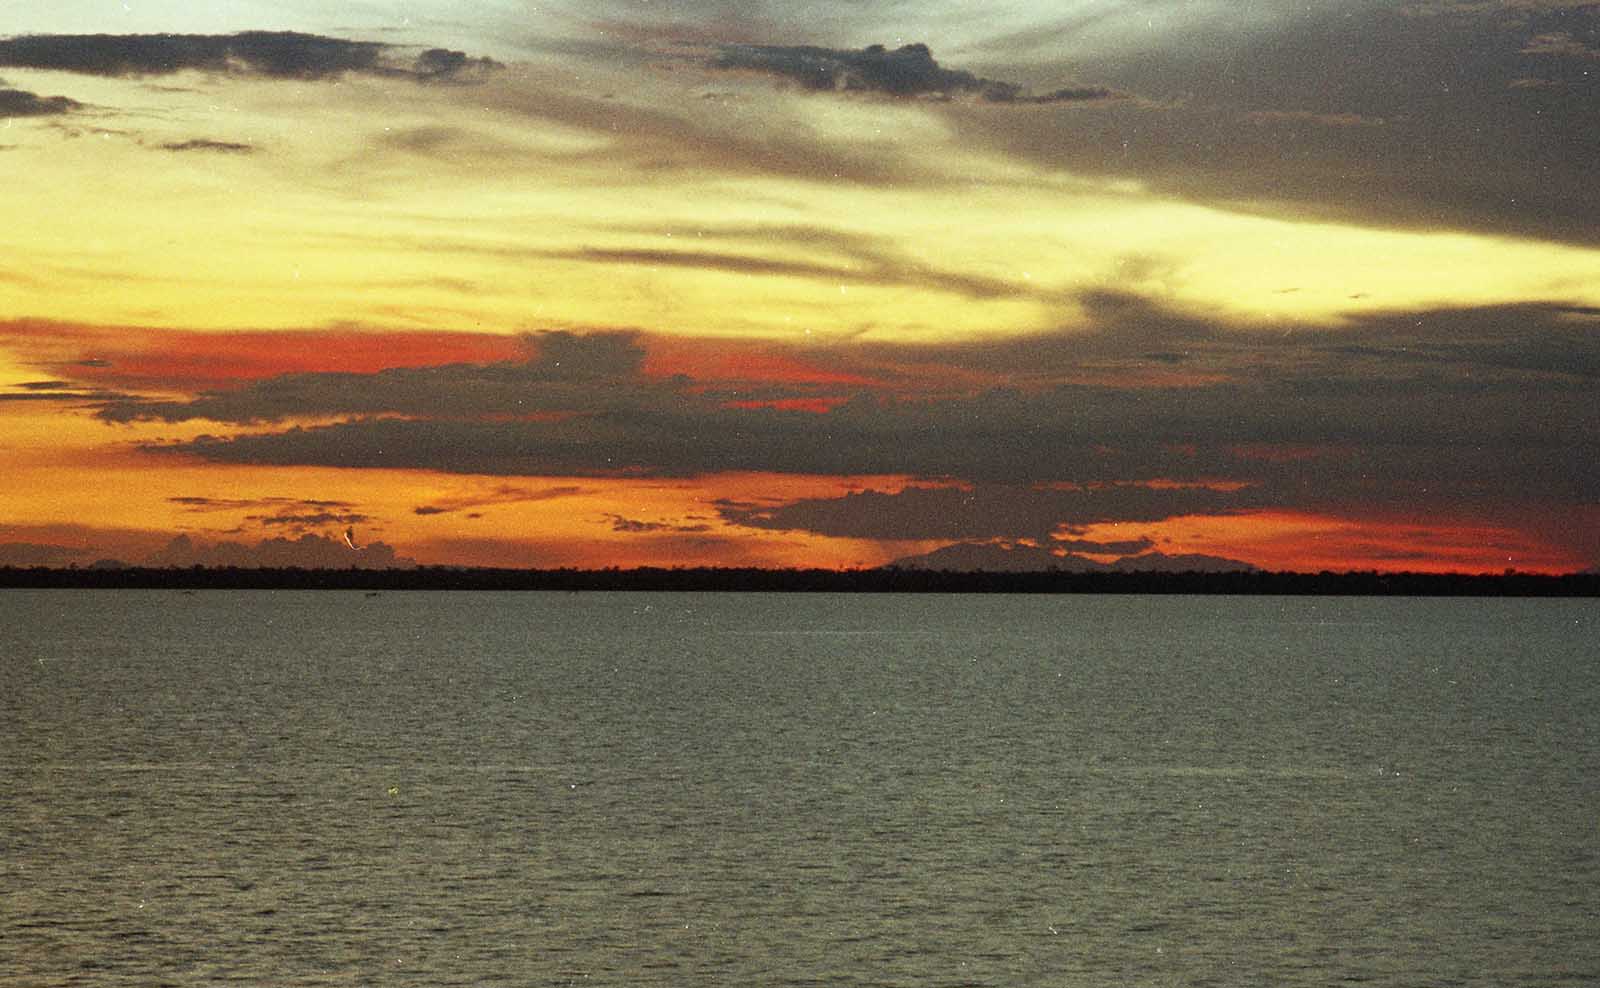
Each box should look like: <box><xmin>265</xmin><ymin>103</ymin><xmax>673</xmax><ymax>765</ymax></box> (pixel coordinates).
<box><xmin>2</xmin><ymin>566</ymin><xmax>1596</xmax><ymax>596</ymax></box>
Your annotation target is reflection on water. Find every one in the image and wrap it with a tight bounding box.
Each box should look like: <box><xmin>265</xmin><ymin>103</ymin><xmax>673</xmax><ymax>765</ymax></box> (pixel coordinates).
<box><xmin>3</xmin><ymin>591</ymin><xmax>1596</xmax><ymax>986</ymax></box>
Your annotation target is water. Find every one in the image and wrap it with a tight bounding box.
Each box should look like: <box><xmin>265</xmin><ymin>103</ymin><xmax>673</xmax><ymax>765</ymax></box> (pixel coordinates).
<box><xmin>2</xmin><ymin>591</ymin><xmax>1596</xmax><ymax>987</ymax></box>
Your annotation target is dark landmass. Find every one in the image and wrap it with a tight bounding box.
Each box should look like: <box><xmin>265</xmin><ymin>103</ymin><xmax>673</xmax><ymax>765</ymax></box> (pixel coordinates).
<box><xmin>1</xmin><ymin>566</ymin><xmax>1597</xmax><ymax>596</ymax></box>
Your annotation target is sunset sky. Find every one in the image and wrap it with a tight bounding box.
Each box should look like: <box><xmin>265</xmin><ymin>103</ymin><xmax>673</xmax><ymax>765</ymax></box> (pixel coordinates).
<box><xmin>3</xmin><ymin>1</ymin><xmax>1597</xmax><ymax>573</ymax></box>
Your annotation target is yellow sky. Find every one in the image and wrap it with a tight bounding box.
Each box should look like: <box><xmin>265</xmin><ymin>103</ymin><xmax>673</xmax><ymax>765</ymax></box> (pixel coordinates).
<box><xmin>5</xmin><ymin>68</ymin><xmax>1600</xmax><ymax>343</ymax></box>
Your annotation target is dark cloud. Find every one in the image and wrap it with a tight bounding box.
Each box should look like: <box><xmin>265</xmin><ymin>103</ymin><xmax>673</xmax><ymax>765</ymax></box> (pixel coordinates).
<box><xmin>0</xmin><ymin>85</ymin><xmax>80</xmax><ymax>117</ymax></box>
<box><xmin>1019</xmin><ymin>86</ymin><xmax>1123</xmax><ymax>104</ymax></box>
<box><xmin>0</xmin><ymin>32</ymin><xmax>499</xmax><ymax>83</ymax></box>
<box><xmin>94</xmin><ymin>300</ymin><xmax>1599</xmax><ymax>536</ymax></box>
<box><xmin>168</xmin><ymin>496</ymin><xmax>253</xmax><ymax>510</ymax></box>
<box><xmin>948</xmin><ymin>3</ymin><xmax>1600</xmax><ymax>245</ymax></box>
<box><xmin>166</xmin><ymin>496</ymin><xmax>367</xmax><ymax>533</ymax></box>
<box><xmin>167</xmin><ymin>495</ymin><xmax>358</xmax><ymax>513</ymax></box>
<box><xmin>97</xmin><ymin>330</ymin><xmax>651</xmax><ymax>424</ymax></box>
<box><xmin>1053</xmin><ymin>536</ymin><xmax>1158</xmax><ymax>555</ymax></box>
<box><xmin>158</xmin><ymin>139</ymin><xmax>255</xmax><ymax>153</ymax></box>
<box><xmin>709</xmin><ymin>41</ymin><xmax>1123</xmax><ymax>104</ymax></box>
<box><xmin>718</xmin><ymin>485</ymin><xmax>1270</xmax><ymax>543</ymax></box>
<box><xmin>0</xmin><ymin>380</ymin><xmax>131</xmax><ymax>402</ymax></box>
<box><xmin>250</xmin><ymin>511</ymin><xmax>369</xmax><ymax>528</ymax></box>
<box><xmin>412</xmin><ymin>47</ymin><xmax>502</xmax><ymax>81</ymax></box>
<box><xmin>605</xmin><ymin>514</ymin><xmax>714</xmax><ymax>534</ymax></box>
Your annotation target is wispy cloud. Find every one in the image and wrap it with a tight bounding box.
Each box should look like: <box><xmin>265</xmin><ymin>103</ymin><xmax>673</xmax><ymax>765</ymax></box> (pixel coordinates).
<box><xmin>158</xmin><ymin>138</ymin><xmax>255</xmax><ymax>153</ymax></box>
<box><xmin>1521</xmin><ymin>30</ymin><xmax>1600</xmax><ymax>58</ymax></box>
<box><xmin>0</xmin><ymin>377</ymin><xmax>128</xmax><ymax>402</ymax></box>
<box><xmin>166</xmin><ymin>496</ymin><xmax>368</xmax><ymax>533</ymax></box>
<box><xmin>413</xmin><ymin>485</ymin><xmax>589</xmax><ymax>516</ymax></box>
<box><xmin>539</xmin><ymin>243</ymin><xmax>1056</xmax><ymax>303</ymax></box>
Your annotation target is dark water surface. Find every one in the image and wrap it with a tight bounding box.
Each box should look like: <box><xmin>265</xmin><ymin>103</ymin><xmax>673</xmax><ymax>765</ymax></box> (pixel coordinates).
<box><xmin>3</xmin><ymin>591</ymin><xmax>1596</xmax><ymax>986</ymax></box>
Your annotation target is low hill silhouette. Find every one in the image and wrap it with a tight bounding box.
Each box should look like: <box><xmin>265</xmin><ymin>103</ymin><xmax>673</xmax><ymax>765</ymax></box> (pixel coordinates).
<box><xmin>891</xmin><ymin>541</ymin><xmax>1257</xmax><ymax>574</ymax></box>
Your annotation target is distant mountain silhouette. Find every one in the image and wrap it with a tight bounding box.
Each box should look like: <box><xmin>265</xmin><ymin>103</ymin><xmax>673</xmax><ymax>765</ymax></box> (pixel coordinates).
<box><xmin>889</xmin><ymin>541</ymin><xmax>1257</xmax><ymax>573</ymax></box>
<box><xmin>146</xmin><ymin>533</ymin><xmax>417</xmax><ymax>569</ymax></box>
<box><xmin>889</xmin><ymin>542</ymin><xmax>1095</xmax><ymax>572</ymax></box>
<box><xmin>0</xmin><ymin>541</ymin><xmax>86</xmax><ymax>567</ymax></box>
<box><xmin>1109</xmin><ymin>551</ymin><xmax>1260</xmax><ymax>574</ymax></box>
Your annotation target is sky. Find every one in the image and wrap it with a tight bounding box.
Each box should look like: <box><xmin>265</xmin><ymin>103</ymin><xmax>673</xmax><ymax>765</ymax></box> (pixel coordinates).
<box><xmin>2</xmin><ymin>0</ymin><xmax>1597</xmax><ymax>573</ymax></box>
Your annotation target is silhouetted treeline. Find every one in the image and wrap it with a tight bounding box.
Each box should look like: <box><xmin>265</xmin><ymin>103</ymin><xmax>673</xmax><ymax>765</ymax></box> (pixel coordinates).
<box><xmin>2</xmin><ymin>565</ymin><xmax>1597</xmax><ymax>595</ymax></box>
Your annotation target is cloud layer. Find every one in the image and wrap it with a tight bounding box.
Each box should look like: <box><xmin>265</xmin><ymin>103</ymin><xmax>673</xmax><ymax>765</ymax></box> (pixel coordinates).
<box><xmin>954</xmin><ymin>0</ymin><xmax>1600</xmax><ymax>244</ymax></box>
<box><xmin>75</xmin><ymin>296</ymin><xmax>1598</xmax><ymax>567</ymax></box>
<box><xmin>0</xmin><ymin>31</ymin><xmax>498</xmax><ymax>82</ymax></box>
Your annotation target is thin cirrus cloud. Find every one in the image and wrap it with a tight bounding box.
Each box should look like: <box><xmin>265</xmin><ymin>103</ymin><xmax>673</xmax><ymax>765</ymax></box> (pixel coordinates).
<box><xmin>538</xmin><ymin>244</ymin><xmax>1061</xmax><ymax>305</ymax></box>
<box><xmin>166</xmin><ymin>495</ymin><xmax>370</xmax><ymax>531</ymax></box>
<box><xmin>0</xmin><ymin>31</ymin><xmax>500</xmax><ymax>82</ymax></box>
<box><xmin>413</xmin><ymin>485</ymin><xmax>590</xmax><ymax>517</ymax></box>
<box><xmin>158</xmin><ymin>139</ymin><xmax>255</xmax><ymax>153</ymax></box>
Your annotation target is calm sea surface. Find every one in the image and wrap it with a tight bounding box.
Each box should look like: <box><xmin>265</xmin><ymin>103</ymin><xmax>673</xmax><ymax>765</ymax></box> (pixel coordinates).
<box><xmin>2</xmin><ymin>591</ymin><xmax>1596</xmax><ymax>987</ymax></box>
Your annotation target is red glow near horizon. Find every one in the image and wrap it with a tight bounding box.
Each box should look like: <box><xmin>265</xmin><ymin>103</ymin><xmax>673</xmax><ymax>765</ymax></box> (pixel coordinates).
<box><xmin>1129</xmin><ymin>510</ymin><xmax>1587</xmax><ymax>575</ymax></box>
<box><xmin>9</xmin><ymin>322</ymin><xmax>526</xmax><ymax>390</ymax></box>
